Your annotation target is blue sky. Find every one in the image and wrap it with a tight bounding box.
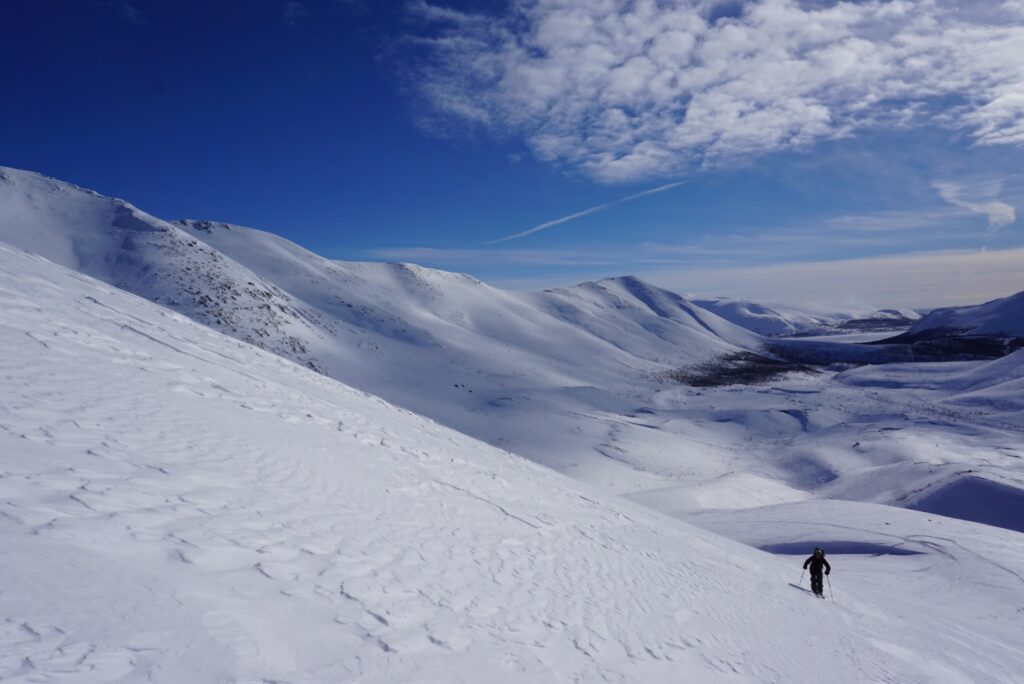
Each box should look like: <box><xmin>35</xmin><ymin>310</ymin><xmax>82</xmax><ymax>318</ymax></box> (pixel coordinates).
<box><xmin>2</xmin><ymin>0</ymin><xmax>1022</xmax><ymax>308</ymax></box>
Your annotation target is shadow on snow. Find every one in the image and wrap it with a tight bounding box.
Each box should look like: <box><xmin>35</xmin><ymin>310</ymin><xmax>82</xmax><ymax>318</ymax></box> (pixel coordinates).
<box><xmin>760</xmin><ymin>541</ymin><xmax>924</xmax><ymax>556</ymax></box>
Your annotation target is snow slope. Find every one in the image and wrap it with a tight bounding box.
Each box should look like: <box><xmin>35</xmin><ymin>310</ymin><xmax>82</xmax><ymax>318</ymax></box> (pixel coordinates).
<box><xmin>0</xmin><ymin>243</ymin><xmax>953</xmax><ymax>683</ymax></box>
<box><xmin>0</xmin><ymin>167</ymin><xmax>770</xmax><ymax>494</ymax></box>
<box><xmin>167</xmin><ymin>216</ymin><xmax>762</xmax><ymax>490</ymax></box>
<box><xmin>906</xmin><ymin>290</ymin><xmax>1024</xmax><ymax>338</ymax></box>
<box><xmin>0</xmin><ymin>167</ymin><xmax>328</xmax><ymax>370</ymax></box>
<box><xmin>689</xmin><ymin>499</ymin><xmax>1024</xmax><ymax>684</ymax></box>
<box><xmin>172</xmin><ymin>219</ymin><xmax>759</xmax><ymax>368</ymax></box>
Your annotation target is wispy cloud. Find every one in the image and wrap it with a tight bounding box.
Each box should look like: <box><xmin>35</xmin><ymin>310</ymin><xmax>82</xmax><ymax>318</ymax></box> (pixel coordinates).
<box><xmin>823</xmin><ymin>208</ymin><xmax>973</xmax><ymax>233</ymax></box>
<box><xmin>933</xmin><ymin>179</ymin><xmax>1017</xmax><ymax>236</ymax></box>
<box><xmin>284</xmin><ymin>1</ymin><xmax>307</xmax><ymax>27</ymax></box>
<box><xmin>119</xmin><ymin>2</ymin><xmax>147</xmax><ymax>26</ymax></box>
<box><xmin>411</xmin><ymin>0</ymin><xmax>1024</xmax><ymax>183</ymax></box>
<box><xmin>485</xmin><ymin>180</ymin><xmax>685</xmax><ymax>244</ymax></box>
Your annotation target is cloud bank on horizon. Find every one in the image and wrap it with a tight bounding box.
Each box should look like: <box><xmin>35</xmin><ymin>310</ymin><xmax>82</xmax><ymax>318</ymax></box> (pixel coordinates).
<box><xmin>412</xmin><ymin>0</ymin><xmax>1024</xmax><ymax>183</ymax></box>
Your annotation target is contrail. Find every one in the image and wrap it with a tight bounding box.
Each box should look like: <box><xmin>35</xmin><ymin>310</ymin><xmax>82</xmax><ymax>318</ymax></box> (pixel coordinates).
<box><xmin>619</xmin><ymin>180</ymin><xmax>686</xmax><ymax>202</ymax></box>
<box><xmin>484</xmin><ymin>203</ymin><xmax>613</xmax><ymax>245</ymax></box>
<box><xmin>483</xmin><ymin>180</ymin><xmax>687</xmax><ymax>245</ymax></box>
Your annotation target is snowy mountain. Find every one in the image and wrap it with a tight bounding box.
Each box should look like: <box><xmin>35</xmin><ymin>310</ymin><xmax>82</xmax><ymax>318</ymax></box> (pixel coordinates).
<box><xmin>4</xmin><ymin>167</ymin><xmax>1024</xmax><ymax>681</ymax></box>
<box><xmin>905</xmin><ymin>290</ymin><xmax>1024</xmax><ymax>338</ymax></box>
<box><xmin>0</xmin><ymin>166</ymin><xmax>768</xmax><ymax>492</ymax></box>
<box><xmin>690</xmin><ymin>296</ymin><xmax>851</xmax><ymax>336</ymax></box>
<box><xmin>876</xmin><ymin>290</ymin><xmax>1024</xmax><ymax>360</ymax></box>
<box><xmin>2</xmin><ymin>241</ymin><xmax>994</xmax><ymax>683</ymax></box>
<box><xmin>690</xmin><ymin>296</ymin><xmax>919</xmax><ymax>337</ymax></box>
<box><xmin>2</xmin><ymin>166</ymin><xmax>1022</xmax><ymax>504</ymax></box>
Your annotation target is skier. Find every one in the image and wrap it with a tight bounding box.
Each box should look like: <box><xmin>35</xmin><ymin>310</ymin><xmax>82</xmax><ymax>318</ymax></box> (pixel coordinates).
<box><xmin>802</xmin><ymin>547</ymin><xmax>831</xmax><ymax>598</ymax></box>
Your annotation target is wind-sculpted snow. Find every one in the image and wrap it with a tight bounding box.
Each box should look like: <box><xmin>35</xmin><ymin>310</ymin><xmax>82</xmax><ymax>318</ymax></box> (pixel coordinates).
<box><xmin>0</xmin><ymin>244</ymin><xmax>948</xmax><ymax>682</ymax></box>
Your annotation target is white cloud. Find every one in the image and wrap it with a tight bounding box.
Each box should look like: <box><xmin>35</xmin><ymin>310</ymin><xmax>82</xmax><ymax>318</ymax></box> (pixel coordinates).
<box><xmin>933</xmin><ymin>179</ymin><xmax>1017</xmax><ymax>235</ymax></box>
<box><xmin>412</xmin><ymin>0</ymin><xmax>1024</xmax><ymax>183</ymax></box>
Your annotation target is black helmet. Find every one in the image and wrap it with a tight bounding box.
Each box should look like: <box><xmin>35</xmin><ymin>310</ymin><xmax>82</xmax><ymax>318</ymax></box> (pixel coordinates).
<box><xmin>814</xmin><ymin>547</ymin><xmax>824</xmax><ymax>557</ymax></box>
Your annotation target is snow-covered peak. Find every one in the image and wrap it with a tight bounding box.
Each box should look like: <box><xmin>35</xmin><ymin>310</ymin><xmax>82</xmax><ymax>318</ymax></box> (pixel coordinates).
<box><xmin>541</xmin><ymin>275</ymin><xmax>762</xmax><ymax>349</ymax></box>
<box><xmin>0</xmin><ymin>166</ymin><xmax>166</xmax><ymax>269</ymax></box>
<box><xmin>0</xmin><ymin>166</ymin><xmax>325</xmax><ymax>369</ymax></box>
<box><xmin>0</xmin><ymin>165</ymin><xmax>105</xmax><ymax>199</ymax></box>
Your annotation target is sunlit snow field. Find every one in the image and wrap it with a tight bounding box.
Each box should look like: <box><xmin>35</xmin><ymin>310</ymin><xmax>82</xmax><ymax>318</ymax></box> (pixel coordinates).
<box><xmin>2</xmin><ymin>167</ymin><xmax>1023</xmax><ymax>682</ymax></box>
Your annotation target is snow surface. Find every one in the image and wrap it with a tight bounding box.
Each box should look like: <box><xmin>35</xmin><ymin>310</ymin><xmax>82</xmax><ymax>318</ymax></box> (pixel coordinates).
<box><xmin>689</xmin><ymin>500</ymin><xmax>1024</xmax><ymax>684</ymax></box>
<box><xmin>0</xmin><ymin>243</ymin><xmax>974</xmax><ymax>683</ymax></box>
<box><xmin>3</xmin><ymin>166</ymin><xmax>1024</xmax><ymax>682</ymax></box>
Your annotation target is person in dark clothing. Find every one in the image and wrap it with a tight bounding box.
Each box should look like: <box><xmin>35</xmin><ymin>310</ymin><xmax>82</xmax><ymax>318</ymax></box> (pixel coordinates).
<box><xmin>803</xmin><ymin>547</ymin><xmax>831</xmax><ymax>597</ymax></box>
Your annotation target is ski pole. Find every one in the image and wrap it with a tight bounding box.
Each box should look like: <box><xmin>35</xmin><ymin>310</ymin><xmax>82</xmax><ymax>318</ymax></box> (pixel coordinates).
<box><xmin>799</xmin><ymin>569</ymin><xmax>805</xmax><ymax>586</ymax></box>
<box><xmin>826</xmin><ymin>574</ymin><xmax>834</xmax><ymax>601</ymax></box>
